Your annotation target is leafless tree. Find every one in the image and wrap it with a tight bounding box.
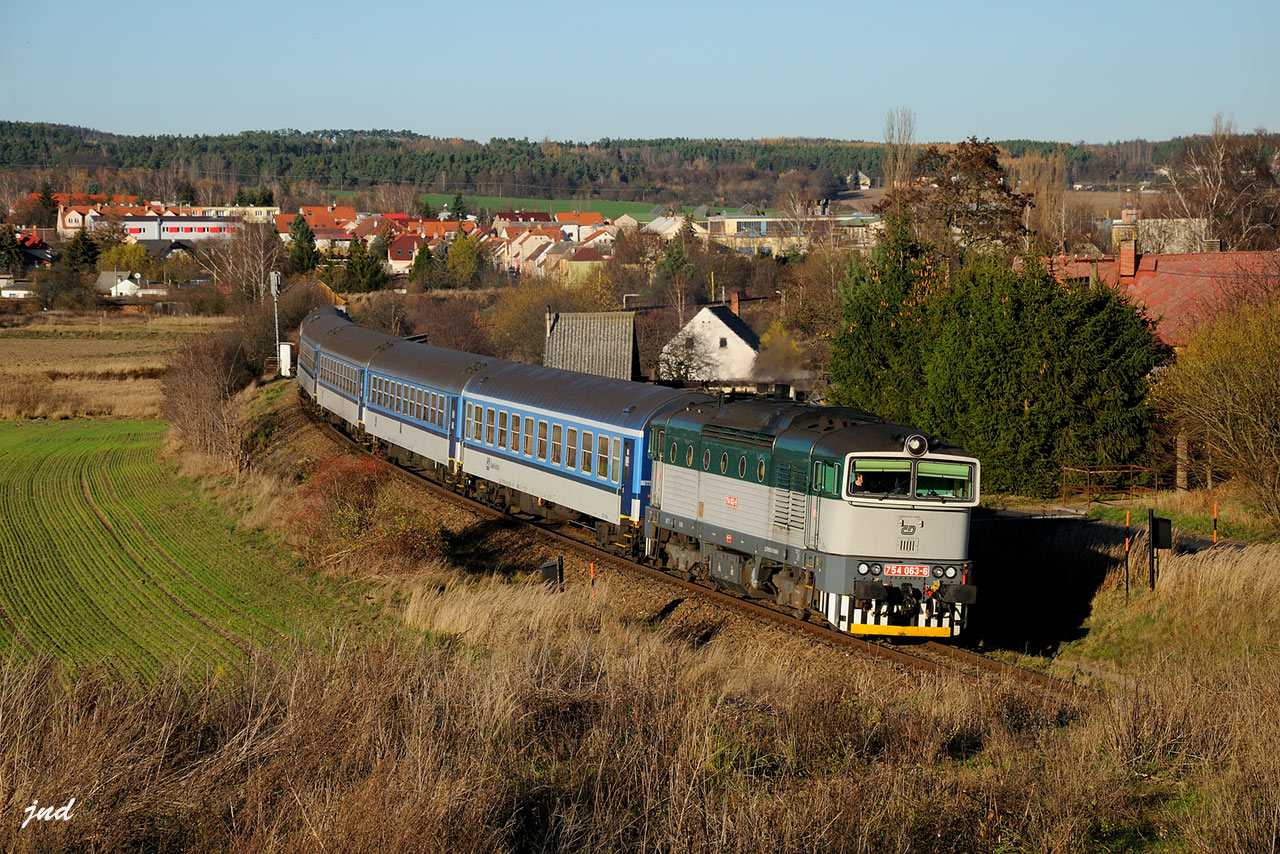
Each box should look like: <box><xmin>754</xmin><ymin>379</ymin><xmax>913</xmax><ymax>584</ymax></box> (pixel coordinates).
<box><xmin>1157</xmin><ymin>114</ymin><xmax>1280</xmax><ymax>250</ymax></box>
<box><xmin>658</xmin><ymin>329</ymin><xmax>715</xmax><ymax>383</ymax></box>
<box><xmin>882</xmin><ymin>107</ymin><xmax>917</xmax><ymax>192</ymax></box>
<box><xmin>373</xmin><ymin>183</ymin><xmax>422</xmax><ymax>216</ymax></box>
<box><xmin>197</xmin><ymin>222</ymin><xmax>287</xmax><ymax>303</ymax></box>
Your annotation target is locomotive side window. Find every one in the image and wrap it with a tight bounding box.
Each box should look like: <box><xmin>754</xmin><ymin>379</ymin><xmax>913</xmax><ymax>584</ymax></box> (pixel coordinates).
<box><xmin>720</xmin><ymin>452</ymin><xmax>728</xmax><ymax>474</ymax></box>
<box><xmin>552</xmin><ymin>424</ymin><xmax>563</xmax><ymax>466</ymax></box>
<box><xmin>686</xmin><ymin>446</ymin><xmax>694</xmax><ymax>467</ymax></box>
<box><xmin>738</xmin><ymin>456</ymin><xmax>747</xmax><ymax>478</ymax></box>
<box><xmin>915</xmin><ymin>461</ymin><xmax>974</xmax><ymax>500</ymax></box>
<box><xmin>536</xmin><ymin>420</ymin><xmax>548</xmax><ymax>461</ymax></box>
<box><xmin>757</xmin><ymin>458</ymin><xmax>766</xmax><ymax>481</ymax></box>
<box><xmin>597</xmin><ymin>435</ymin><xmax>609</xmax><ymax>479</ymax></box>
<box><xmin>669</xmin><ymin>442</ymin><xmax>676</xmax><ymax>463</ymax></box>
<box><xmin>582</xmin><ymin>431</ymin><xmax>594</xmax><ymax>473</ymax></box>
<box><xmin>611</xmin><ymin>437</ymin><xmax>621</xmax><ymax>484</ymax></box>
<box><xmin>702</xmin><ymin>449</ymin><xmax>711</xmax><ymax>470</ymax></box>
<box><xmin>498</xmin><ymin>412</ymin><xmax>509</xmax><ymax>449</ymax></box>
<box><xmin>566</xmin><ymin>428</ymin><xmax>578</xmax><ymax>470</ymax></box>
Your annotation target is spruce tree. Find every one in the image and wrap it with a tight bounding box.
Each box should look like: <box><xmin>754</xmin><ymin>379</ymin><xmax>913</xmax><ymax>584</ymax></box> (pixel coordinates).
<box><xmin>289</xmin><ymin>215</ymin><xmax>319</xmax><ymax>272</ymax></box>
<box><xmin>62</xmin><ymin>227</ymin><xmax>99</xmax><ymax>272</ymax></box>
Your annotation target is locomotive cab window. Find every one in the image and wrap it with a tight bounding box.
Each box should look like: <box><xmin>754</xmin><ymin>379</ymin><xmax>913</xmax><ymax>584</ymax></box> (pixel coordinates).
<box><xmin>847</xmin><ymin>459</ymin><xmax>912</xmax><ymax>497</ymax></box>
<box><xmin>914</xmin><ymin>461</ymin><xmax>974</xmax><ymax>501</ymax></box>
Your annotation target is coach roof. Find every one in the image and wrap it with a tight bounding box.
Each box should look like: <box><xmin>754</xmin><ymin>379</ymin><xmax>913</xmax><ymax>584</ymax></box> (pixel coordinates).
<box><xmin>466</xmin><ymin>361</ymin><xmax>709</xmax><ymax>434</ymax></box>
<box><xmin>370</xmin><ymin>340</ymin><xmax>513</xmax><ymax>395</ymax></box>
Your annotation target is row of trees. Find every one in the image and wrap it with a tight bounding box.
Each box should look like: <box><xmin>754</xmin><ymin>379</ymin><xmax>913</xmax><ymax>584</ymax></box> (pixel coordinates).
<box><xmin>9</xmin><ymin>120</ymin><xmax>1273</xmax><ymax>213</ymax></box>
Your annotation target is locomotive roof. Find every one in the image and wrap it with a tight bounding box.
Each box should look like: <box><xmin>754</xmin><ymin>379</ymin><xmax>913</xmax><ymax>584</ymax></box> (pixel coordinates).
<box><xmin>466</xmin><ymin>360</ymin><xmax>710</xmax><ymax>433</ymax></box>
<box><xmin>661</xmin><ymin>397</ymin><xmax>973</xmax><ymax>458</ymax></box>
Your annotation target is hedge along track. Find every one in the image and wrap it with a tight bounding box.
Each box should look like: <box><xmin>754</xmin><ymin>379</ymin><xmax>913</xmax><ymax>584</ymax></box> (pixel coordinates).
<box><xmin>301</xmin><ymin>394</ymin><xmax>1097</xmax><ymax>706</ymax></box>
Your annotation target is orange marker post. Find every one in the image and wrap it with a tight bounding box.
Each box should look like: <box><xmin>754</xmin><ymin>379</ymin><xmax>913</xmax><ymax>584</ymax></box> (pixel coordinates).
<box><xmin>590</xmin><ymin>562</ymin><xmax>595</xmax><ymax>598</ymax></box>
<box><xmin>1213</xmin><ymin>503</ymin><xmax>1219</xmax><ymax>544</ymax></box>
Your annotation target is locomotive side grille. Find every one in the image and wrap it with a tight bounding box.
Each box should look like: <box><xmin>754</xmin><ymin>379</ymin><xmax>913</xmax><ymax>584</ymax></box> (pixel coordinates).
<box><xmin>772</xmin><ymin>463</ymin><xmax>808</xmax><ymax>530</ymax></box>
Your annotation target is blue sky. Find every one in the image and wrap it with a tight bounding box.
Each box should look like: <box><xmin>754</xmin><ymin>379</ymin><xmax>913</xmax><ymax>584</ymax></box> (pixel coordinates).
<box><xmin>2</xmin><ymin>0</ymin><xmax>1276</xmax><ymax>144</ymax></box>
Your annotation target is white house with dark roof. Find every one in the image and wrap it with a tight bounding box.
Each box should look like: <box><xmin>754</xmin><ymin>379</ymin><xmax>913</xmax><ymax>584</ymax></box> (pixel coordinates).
<box><xmin>658</xmin><ymin>302</ymin><xmax>760</xmax><ymax>383</ymax></box>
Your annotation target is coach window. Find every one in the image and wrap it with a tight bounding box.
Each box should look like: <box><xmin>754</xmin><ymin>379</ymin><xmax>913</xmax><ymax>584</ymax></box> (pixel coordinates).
<box><xmin>551</xmin><ymin>424</ymin><xmax>563</xmax><ymax>466</ymax></box>
<box><xmin>465</xmin><ymin>404</ymin><xmax>474</xmax><ymax>439</ymax></box>
<box><xmin>498</xmin><ymin>412</ymin><xmax>509</xmax><ymax>449</ymax></box>
<box><xmin>484</xmin><ymin>408</ymin><xmax>495</xmax><ymax>444</ymax></box>
<box><xmin>720</xmin><ymin>452</ymin><xmax>729</xmax><ymax>474</ymax></box>
<box><xmin>597</xmin><ymin>435</ymin><xmax>609</xmax><ymax>479</ymax></box>
<box><xmin>566</xmin><ymin>427</ymin><xmax>578</xmax><ymax>470</ymax></box>
<box><xmin>582</xmin><ymin>431</ymin><xmax>594</xmax><ymax>474</ymax></box>
<box><xmin>510</xmin><ymin>414</ymin><xmax>521</xmax><ymax>453</ymax></box>
<box><xmin>474</xmin><ymin>406</ymin><xmax>484</xmax><ymax>440</ymax></box>
<box><xmin>537</xmin><ymin>421</ymin><xmax>548</xmax><ymax>461</ymax></box>
<box><xmin>415</xmin><ymin>389</ymin><xmax>423</xmax><ymax>420</ymax></box>
<box><xmin>611</xmin><ymin>437</ymin><xmax>622</xmax><ymax>484</ymax></box>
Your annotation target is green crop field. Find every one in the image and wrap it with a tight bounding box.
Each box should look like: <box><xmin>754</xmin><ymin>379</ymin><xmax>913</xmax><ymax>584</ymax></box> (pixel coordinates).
<box><xmin>417</xmin><ymin>192</ymin><xmax>660</xmax><ymax>221</ymax></box>
<box><xmin>0</xmin><ymin>419</ymin><xmax>328</xmax><ymax>677</ymax></box>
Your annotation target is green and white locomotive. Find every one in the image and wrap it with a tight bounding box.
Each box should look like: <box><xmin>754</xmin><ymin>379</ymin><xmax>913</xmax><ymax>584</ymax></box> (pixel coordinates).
<box><xmin>643</xmin><ymin>398</ymin><xmax>980</xmax><ymax>637</ymax></box>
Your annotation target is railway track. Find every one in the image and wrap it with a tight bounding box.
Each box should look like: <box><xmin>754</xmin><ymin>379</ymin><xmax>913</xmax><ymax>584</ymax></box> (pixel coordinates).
<box><xmin>302</xmin><ymin>396</ymin><xmax>1096</xmax><ymax>705</ymax></box>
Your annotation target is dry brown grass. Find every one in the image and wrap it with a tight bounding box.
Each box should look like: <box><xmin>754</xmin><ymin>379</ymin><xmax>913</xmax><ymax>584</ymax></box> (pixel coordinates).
<box><xmin>9</xmin><ymin>574</ymin><xmax>1279</xmax><ymax>852</ymax></box>
<box><xmin>0</xmin><ymin>311</ymin><xmax>232</xmax><ymax>419</ymax></box>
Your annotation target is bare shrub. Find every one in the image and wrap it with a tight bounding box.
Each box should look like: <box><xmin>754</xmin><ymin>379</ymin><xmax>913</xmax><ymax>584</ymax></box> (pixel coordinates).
<box><xmin>160</xmin><ymin>329</ymin><xmax>254</xmax><ymax>468</ymax></box>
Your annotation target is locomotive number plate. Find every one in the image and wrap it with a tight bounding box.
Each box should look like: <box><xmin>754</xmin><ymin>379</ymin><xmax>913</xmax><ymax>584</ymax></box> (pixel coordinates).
<box><xmin>883</xmin><ymin>564</ymin><xmax>930</xmax><ymax>577</ymax></box>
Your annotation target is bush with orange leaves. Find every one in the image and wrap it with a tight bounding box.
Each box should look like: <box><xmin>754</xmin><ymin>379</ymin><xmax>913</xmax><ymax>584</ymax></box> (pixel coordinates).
<box><xmin>289</xmin><ymin>454</ymin><xmax>446</xmax><ymax>571</ymax></box>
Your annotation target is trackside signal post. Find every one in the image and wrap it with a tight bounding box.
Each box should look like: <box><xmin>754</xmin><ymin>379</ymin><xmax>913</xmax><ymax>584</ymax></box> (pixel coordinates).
<box><xmin>1149</xmin><ymin>510</ymin><xmax>1172</xmax><ymax>590</ymax></box>
<box><xmin>269</xmin><ymin>271</ymin><xmax>282</xmax><ymax>375</ymax></box>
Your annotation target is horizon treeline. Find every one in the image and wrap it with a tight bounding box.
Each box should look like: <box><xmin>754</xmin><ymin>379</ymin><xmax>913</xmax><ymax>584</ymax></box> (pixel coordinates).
<box><xmin>0</xmin><ymin>120</ymin><xmax>1242</xmax><ymax>205</ymax></box>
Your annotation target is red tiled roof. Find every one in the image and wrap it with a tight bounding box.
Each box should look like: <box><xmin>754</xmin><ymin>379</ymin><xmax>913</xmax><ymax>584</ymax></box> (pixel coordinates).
<box><xmin>555</xmin><ymin>211</ymin><xmax>605</xmax><ymax>226</ymax></box>
<box><xmin>570</xmin><ymin>247</ymin><xmax>605</xmax><ymax>262</ymax></box>
<box><xmin>1047</xmin><ymin>250</ymin><xmax>1280</xmax><ymax>346</ymax></box>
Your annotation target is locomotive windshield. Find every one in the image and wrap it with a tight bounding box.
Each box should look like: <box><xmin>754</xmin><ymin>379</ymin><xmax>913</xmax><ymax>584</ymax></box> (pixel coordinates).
<box><xmin>846</xmin><ymin>458</ymin><xmax>975</xmax><ymax>503</ymax></box>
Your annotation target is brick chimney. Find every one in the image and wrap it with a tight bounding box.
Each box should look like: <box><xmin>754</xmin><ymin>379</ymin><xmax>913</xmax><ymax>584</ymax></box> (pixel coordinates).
<box><xmin>729</xmin><ymin>290</ymin><xmax>740</xmax><ymax>316</ymax></box>
<box><xmin>1119</xmin><ymin>239</ymin><xmax>1138</xmax><ymax>277</ymax></box>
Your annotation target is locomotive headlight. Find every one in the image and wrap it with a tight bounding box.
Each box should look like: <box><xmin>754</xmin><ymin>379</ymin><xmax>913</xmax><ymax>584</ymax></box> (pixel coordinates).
<box><xmin>932</xmin><ymin>566</ymin><xmax>944</xmax><ymax>578</ymax></box>
<box><xmin>857</xmin><ymin>562</ymin><xmax>870</xmax><ymax>575</ymax></box>
<box><xmin>905</xmin><ymin>434</ymin><xmax>929</xmax><ymax>456</ymax></box>
<box><xmin>944</xmin><ymin>566</ymin><xmax>957</xmax><ymax>579</ymax></box>
<box><xmin>870</xmin><ymin>564</ymin><xmax>882</xmax><ymax>576</ymax></box>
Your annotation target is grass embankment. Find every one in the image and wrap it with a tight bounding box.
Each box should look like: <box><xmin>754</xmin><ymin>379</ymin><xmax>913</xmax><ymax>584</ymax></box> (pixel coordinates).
<box><xmin>1087</xmin><ymin>485</ymin><xmax>1277</xmax><ymax>544</ymax></box>
<box><xmin>0</xmin><ymin>419</ymin><xmax>335</xmax><ymax>677</ymax></box>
